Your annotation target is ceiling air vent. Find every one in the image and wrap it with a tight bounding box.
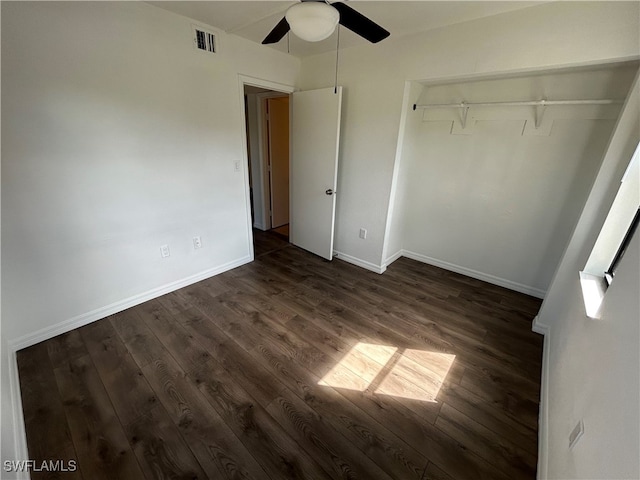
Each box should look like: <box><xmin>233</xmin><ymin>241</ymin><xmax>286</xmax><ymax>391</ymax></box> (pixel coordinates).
<box><xmin>193</xmin><ymin>25</ymin><xmax>216</xmax><ymax>53</ymax></box>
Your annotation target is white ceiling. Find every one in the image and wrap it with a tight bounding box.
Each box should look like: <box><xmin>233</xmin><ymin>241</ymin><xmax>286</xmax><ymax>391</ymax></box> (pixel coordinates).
<box><xmin>149</xmin><ymin>1</ymin><xmax>543</xmax><ymax>57</ymax></box>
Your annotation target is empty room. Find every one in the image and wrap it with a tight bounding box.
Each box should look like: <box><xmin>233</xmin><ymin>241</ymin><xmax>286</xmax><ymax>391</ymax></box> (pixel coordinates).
<box><xmin>1</xmin><ymin>1</ymin><xmax>639</xmax><ymax>479</ymax></box>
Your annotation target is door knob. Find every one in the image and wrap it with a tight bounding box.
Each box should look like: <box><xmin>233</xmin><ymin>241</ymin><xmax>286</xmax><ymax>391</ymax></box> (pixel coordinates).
<box><xmin>325</xmin><ymin>189</ymin><xmax>335</xmax><ymax>196</ymax></box>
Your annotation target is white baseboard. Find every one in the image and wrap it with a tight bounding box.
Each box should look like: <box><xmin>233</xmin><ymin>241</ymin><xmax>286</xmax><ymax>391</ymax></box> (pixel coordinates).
<box><xmin>532</xmin><ymin>315</ymin><xmax>550</xmax><ymax>336</ymax></box>
<box><xmin>401</xmin><ymin>250</ymin><xmax>546</xmax><ymax>298</ymax></box>
<box><xmin>535</xmin><ymin>320</ymin><xmax>550</xmax><ymax>480</ymax></box>
<box><xmin>333</xmin><ymin>251</ymin><xmax>386</xmax><ymax>274</ymax></box>
<box><xmin>9</xmin><ymin>255</ymin><xmax>251</xmax><ymax>352</ymax></box>
<box><xmin>5</xmin><ymin>254</ymin><xmax>252</xmax><ymax>473</ymax></box>
<box><xmin>7</xmin><ymin>348</ymin><xmax>30</xmax><ymax>480</ymax></box>
<box><xmin>383</xmin><ymin>249</ymin><xmax>403</xmax><ymax>268</ymax></box>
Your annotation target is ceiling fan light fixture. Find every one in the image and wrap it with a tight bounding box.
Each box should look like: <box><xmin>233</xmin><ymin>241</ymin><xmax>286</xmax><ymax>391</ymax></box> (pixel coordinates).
<box><xmin>285</xmin><ymin>2</ymin><xmax>339</xmax><ymax>42</ymax></box>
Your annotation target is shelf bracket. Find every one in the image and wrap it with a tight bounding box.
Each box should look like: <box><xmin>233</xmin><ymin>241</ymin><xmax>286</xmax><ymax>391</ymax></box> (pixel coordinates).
<box><xmin>460</xmin><ymin>102</ymin><xmax>470</xmax><ymax>129</ymax></box>
<box><xmin>534</xmin><ymin>99</ymin><xmax>547</xmax><ymax>129</ymax></box>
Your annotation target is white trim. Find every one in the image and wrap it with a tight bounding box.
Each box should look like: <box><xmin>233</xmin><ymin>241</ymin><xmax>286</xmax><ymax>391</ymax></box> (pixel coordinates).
<box><xmin>5</xmin><ymin>254</ymin><xmax>251</xmax><ymax>475</ymax></box>
<box><xmin>7</xmin><ymin>348</ymin><xmax>30</xmax><ymax>480</ymax></box>
<box><xmin>8</xmin><ymin>255</ymin><xmax>251</xmax><ymax>352</ymax></box>
<box><xmin>401</xmin><ymin>249</ymin><xmax>546</xmax><ymax>298</ymax></box>
<box><xmin>414</xmin><ymin>58</ymin><xmax>640</xmax><ymax>87</ymax></box>
<box><xmin>532</xmin><ymin>315</ymin><xmax>550</xmax><ymax>335</ymax></box>
<box><xmin>332</xmin><ymin>248</ymin><xmax>549</xmax><ymax>296</ymax></box>
<box><xmin>252</xmin><ymin>220</ymin><xmax>268</xmax><ymax>231</ymax></box>
<box><xmin>333</xmin><ymin>251</ymin><xmax>386</xmax><ymax>274</ymax></box>
<box><xmin>237</xmin><ymin>74</ymin><xmax>295</xmax><ymax>258</ymax></box>
<box><xmin>535</xmin><ymin>322</ymin><xmax>551</xmax><ymax>480</ymax></box>
<box><xmin>380</xmin><ymin>80</ymin><xmax>414</xmax><ymax>265</ymax></box>
<box><xmin>238</xmin><ymin>75</ymin><xmax>296</xmax><ymax>95</ymax></box>
<box><xmin>384</xmin><ymin>249</ymin><xmax>403</xmax><ymax>268</ymax></box>
<box><xmin>578</xmin><ymin>271</ymin><xmax>607</xmax><ymax>319</ymax></box>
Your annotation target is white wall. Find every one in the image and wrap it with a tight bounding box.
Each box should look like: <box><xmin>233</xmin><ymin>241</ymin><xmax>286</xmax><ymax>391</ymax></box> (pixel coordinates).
<box><xmin>299</xmin><ymin>1</ymin><xmax>640</xmax><ymax>272</ymax></box>
<box><xmin>535</xmin><ymin>71</ymin><xmax>640</xmax><ymax>480</ymax></box>
<box><xmin>0</xmin><ymin>1</ymin><xmax>299</xmax><ymax>473</ymax></box>
<box><xmin>381</xmin><ymin>81</ymin><xmax>423</xmax><ymax>265</ymax></box>
<box><xmin>395</xmin><ymin>66</ymin><xmax>636</xmax><ymax>297</ymax></box>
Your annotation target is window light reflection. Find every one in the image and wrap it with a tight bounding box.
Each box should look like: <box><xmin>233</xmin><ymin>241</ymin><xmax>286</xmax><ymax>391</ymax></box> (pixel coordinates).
<box><xmin>318</xmin><ymin>342</ymin><xmax>455</xmax><ymax>402</ymax></box>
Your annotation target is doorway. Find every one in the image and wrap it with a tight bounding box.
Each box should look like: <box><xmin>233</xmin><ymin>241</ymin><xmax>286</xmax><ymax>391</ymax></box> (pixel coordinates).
<box><xmin>264</xmin><ymin>95</ymin><xmax>290</xmax><ymax>238</ymax></box>
<box><xmin>240</xmin><ymin>76</ymin><xmax>342</xmax><ymax>262</ymax></box>
<box><xmin>243</xmin><ymin>85</ymin><xmax>291</xmax><ymax>242</ymax></box>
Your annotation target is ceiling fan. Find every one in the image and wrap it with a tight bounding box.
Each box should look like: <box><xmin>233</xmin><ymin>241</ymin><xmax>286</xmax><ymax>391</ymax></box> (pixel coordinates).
<box><xmin>262</xmin><ymin>0</ymin><xmax>390</xmax><ymax>45</ymax></box>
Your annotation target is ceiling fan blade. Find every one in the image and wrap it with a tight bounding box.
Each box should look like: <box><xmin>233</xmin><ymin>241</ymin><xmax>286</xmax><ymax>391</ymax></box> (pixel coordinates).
<box><xmin>332</xmin><ymin>2</ymin><xmax>389</xmax><ymax>43</ymax></box>
<box><xmin>262</xmin><ymin>17</ymin><xmax>290</xmax><ymax>44</ymax></box>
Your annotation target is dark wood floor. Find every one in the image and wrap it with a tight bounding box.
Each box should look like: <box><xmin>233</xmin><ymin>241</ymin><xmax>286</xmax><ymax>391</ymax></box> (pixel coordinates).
<box><xmin>17</xmin><ymin>230</ymin><xmax>543</xmax><ymax>480</ymax></box>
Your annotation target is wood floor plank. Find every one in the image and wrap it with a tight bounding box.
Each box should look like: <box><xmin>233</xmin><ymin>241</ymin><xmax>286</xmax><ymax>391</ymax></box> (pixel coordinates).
<box><xmin>422</xmin><ymin>461</ymin><xmax>456</xmax><ymax>480</ymax></box>
<box><xmin>17</xmin><ymin>230</ymin><xmax>542</xmax><ymax>480</ymax></box>
<box><xmin>109</xmin><ymin>308</ymin><xmax>168</xmax><ymax>370</ymax></box>
<box><xmin>124</xmin><ymin>403</ymin><xmax>208</xmax><ymax>480</ymax></box>
<box><xmin>438</xmin><ymin>382</ymin><xmax>538</xmax><ymax>455</ymax></box>
<box><xmin>459</xmin><ymin>368</ymin><xmax>540</xmax><ymax>429</ymax></box>
<box><xmin>244</xmin><ymin>340</ymin><xmax>430</xmax><ymax>479</ymax></box>
<box><xmin>137</xmin><ymin>299</ymin><xmax>212</xmax><ymax>371</ymax></box>
<box><xmin>190</xmin><ymin>358</ymin><xmax>333</xmax><ymax>480</ymax></box>
<box><xmin>176</xmin><ymin>305</ymin><xmax>287</xmax><ymax>407</ymax></box>
<box><xmin>155</xmin><ymin>290</ymin><xmax>193</xmax><ymax>315</ymax></box>
<box><xmin>141</xmin><ymin>354</ymin><xmax>268</xmax><ymax>480</ymax></box>
<box><xmin>265</xmin><ymin>387</ymin><xmax>396</xmax><ymax>480</ymax></box>
<box><xmin>283</xmin><ymin>315</ymin><xmax>444</xmax><ymax>426</ymax></box>
<box><xmin>17</xmin><ymin>343</ymin><xmax>82</xmax><ymax>480</ymax></box>
<box><xmin>409</xmin><ymin>324</ymin><xmax>538</xmax><ymax>396</ymax></box>
<box><xmin>53</xmin><ymin>354</ymin><xmax>145</xmax><ymax>480</ymax></box>
<box><xmin>181</xmin><ymin>284</ymin><xmax>335</xmax><ymax>379</ymax></box>
<box><xmin>182</xmin><ymin>275</ymin><xmax>430</xmax><ymax>479</ymax></box>
<box><xmin>46</xmin><ymin>330</ymin><xmax>88</xmax><ymax>369</ymax></box>
<box><xmin>284</xmin><ymin>313</ymin><xmax>353</xmax><ymax>360</ymax></box>
<box><xmin>272</xmin><ymin>292</ymin><xmax>363</xmax><ymax>343</ymax></box>
<box><xmin>224</xmin><ymin>285</ymin><xmax>299</xmax><ymax>327</ymax></box>
<box><xmin>80</xmin><ymin>320</ymin><xmax>158</xmax><ymax>426</ymax></box>
<box><xmin>434</xmin><ymin>403</ymin><xmax>537</xmax><ymax>479</ymax></box>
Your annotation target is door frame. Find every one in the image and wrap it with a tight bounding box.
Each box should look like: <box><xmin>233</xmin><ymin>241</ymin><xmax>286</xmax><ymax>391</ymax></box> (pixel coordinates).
<box><xmin>238</xmin><ymin>75</ymin><xmax>295</xmax><ymax>260</ymax></box>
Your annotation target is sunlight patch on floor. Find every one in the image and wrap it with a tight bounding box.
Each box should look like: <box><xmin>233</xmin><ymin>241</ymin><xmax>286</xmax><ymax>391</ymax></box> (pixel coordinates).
<box><xmin>318</xmin><ymin>343</ymin><xmax>396</xmax><ymax>390</ymax></box>
<box><xmin>318</xmin><ymin>342</ymin><xmax>455</xmax><ymax>402</ymax></box>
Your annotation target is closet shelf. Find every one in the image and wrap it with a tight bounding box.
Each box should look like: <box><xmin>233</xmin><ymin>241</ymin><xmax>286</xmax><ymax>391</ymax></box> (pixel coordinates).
<box><xmin>413</xmin><ymin>98</ymin><xmax>624</xmax><ymax>129</ymax></box>
<box><xmin>412</xmin><ymin>99</ymin><xmax>623</xmax><ymax>110</ymax></box>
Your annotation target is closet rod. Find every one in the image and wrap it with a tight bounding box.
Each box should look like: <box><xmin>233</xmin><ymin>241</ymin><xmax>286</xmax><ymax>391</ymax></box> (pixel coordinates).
<box><xmin>412</xmin><ymin>99</ymin><xmax>623</xmax><ymax>111</ymax></box>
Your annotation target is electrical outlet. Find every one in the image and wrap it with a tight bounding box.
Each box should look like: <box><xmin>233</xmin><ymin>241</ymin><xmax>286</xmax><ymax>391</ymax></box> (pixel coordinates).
<box><xmin>193</xmin><ymin>236</ymin><xmax>202</xmax><ymax>249</ymax></box>
<box><xmin>359</xmin><ymin>228</ymin><xmax>367</xmax><ymax>239</ymax></box>
<box><xmin>160</xmin><ymin>244</ymin><xmax>170</xmax><ymax>258</ymax></box>
<box><xmin>234</xmin><ymin>161</ymin><xmax>241</xmax><ymax>172</ymax></box>
<box><xmin>569</xmin><ymin>420</ymin><xmax>584</xmax><ymax>449</ymax></box>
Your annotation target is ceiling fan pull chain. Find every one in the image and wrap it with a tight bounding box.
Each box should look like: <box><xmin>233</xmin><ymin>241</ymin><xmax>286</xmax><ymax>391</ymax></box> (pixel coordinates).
<box><xmin>287</xmin><ymin>31</ymin><xmax>290</xmax><ymax>54</ymax></box>
<box><xmin>334</xmin><ymin>25</ymin><xmax>340</xmax><ymax>94</ymax></box>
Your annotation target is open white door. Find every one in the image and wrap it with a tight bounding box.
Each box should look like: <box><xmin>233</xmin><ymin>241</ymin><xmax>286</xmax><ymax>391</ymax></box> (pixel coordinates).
<box><xmin>290</xmin><ymin>87</ymin><xmax>342</xmax><ymax>260</ymax></box>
